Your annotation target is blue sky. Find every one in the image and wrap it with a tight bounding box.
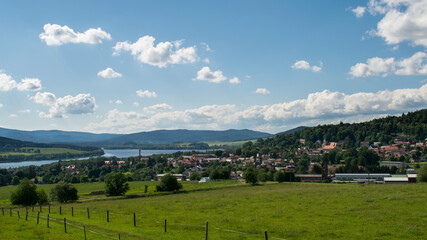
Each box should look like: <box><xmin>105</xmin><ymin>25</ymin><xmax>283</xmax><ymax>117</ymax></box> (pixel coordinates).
<box><xmin>0</xmin><ymin>0</ymin><xmax>426</xmax><ymax>134</ymax></box>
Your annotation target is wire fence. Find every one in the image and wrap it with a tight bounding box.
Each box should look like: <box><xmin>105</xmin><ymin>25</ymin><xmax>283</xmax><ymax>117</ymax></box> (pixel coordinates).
<box><xmin>1</xmin><ymin>205</ymin><xmax>287</xmax><ymax>240</ymax></box>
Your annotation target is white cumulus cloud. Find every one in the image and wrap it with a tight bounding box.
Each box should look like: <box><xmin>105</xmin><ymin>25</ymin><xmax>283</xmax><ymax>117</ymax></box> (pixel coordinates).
<box><xmin>115</xmin><ymin>100</ymin><xmax>123</xmax><ymax>105</ymax></box>
<box><xmin>229</xmin><ymin>77</ymin><xmax>241</xmax><ymax>84</ymax></box>
<box><xmin>84</xmin><ymin>84</ymin><xmax>427</xmax><ymax>134</ymax></box>
<box><xmin>194</xmin><ymin>66</ymin><xmax>227</xmax><ymax>83</ymax></box>
<box><xmin>32</xmin><ymin>92</ymin><xmax>96</xmax><ymax>118</ymax></box>
<box><xmin>350</xmin><ymin>52</ymin><xmax>427</xmax><ymax>77</ymax></box>
<box><xmin>365</xmin><ymin>0</ymin><xmax>427</xmax><ymax>47</ymax></box>
<box><xmin>143</xmin><ymin>103</ymin><xmax>173</xmax><ymax>113</ymax></box>
<box><xmin>136</xmin><ymin>89</ymin><xmax>157</xmax><ymax>98</ymax></box>
<box><xmin>255</xmin><ymin>88</ymin><xmax>270</xmax><ymax>95</ymax></box>
<box><xmin>39</xmin><ymin>24</ymin><xmax>111</xmax><ymax>46</ymax></box>
<box><xmin>0</xmin><ymin>72</ymin><xmax>43</xmax><ymax>91</ymax></box>
<box><xmin>97</xmin><ymin>68</ymin><xmax>122</xmax><ymax>78</ymax></box>
<box><xmin>352</xmin><ymin>6</ymin><xmax>366</xmax><ymax>18</ymax></box>
<box><xmin>291</xmin><ymin>60</ymin><xmax>322</xmax><ymax>72</ymax></box>
<box><xmin>113</xmin><ymin>36</ymin><xmax>197</xmax><ymax>68</ymax></box>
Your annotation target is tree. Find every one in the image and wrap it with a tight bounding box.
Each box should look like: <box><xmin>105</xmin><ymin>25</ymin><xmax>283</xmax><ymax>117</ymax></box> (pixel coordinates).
<box><xmin>10</xmin><ymin>178</ymin><xmax>38</xmax><ymax>206</ymax></box>
<box><xmin>37</xmin><ymin>189</ymin><xmax>49</xmax><ymax>205</ymax></box>
<box><xmin>274</xmin><ymin>171</ymin><xmax>286</xmax><ymax>183</ymax></box>
<box><xmin>105</xmin><ymin>172</ymin><xmax>130</xmax><ymax>196</ymax></box>
<box><xmin>243</xmin><ymin>168</ymin><xmax>258</xmax><ymax>185</ymax></box>
<box><xmin>50</xmin><ymin>182</ymin><xmax>79</xmax><ymax>203</ymax></box>
<box><xmin>11</xmin><ymin>176</ymin><xmax>20</xmax><ymax>185</ymax></box>
<box><xmin>417</xmin><ymin>165</ymin><xmax>427</xmax><ymax>182</ymax></box>
<box><xmin>311</xmin><ymin>164</ymin><xmax>323</xmax><ymax>174</ymax></box>
<box><xmin>156</xmin><ymin>174</ymin><xmax>182</xmax><ymax>191</ymax></box>
<box><xmin>190</xmin><ymin>172</ymin><xmax>201</xmax><ymax>181</ymax></box>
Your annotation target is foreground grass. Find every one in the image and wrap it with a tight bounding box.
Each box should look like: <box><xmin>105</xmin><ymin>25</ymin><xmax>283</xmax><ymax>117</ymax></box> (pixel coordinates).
<box><xmin>1</xmin><ymin>182</ymin><xmax>426</xmax><ymax>239</ymax></box>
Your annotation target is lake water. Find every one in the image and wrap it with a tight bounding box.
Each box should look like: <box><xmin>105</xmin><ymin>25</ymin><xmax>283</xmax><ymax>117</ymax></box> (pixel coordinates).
<box><xmin>0</xmin><ymin>149</ymin><xmax>202</xmax><ymax>169</ymax></box>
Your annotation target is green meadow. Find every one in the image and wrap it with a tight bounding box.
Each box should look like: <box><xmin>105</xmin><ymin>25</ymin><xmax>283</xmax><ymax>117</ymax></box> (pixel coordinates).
<box><xmin>0</xmin><ymin>182</ymin><xmax>426</xmax><ymax>240</ymax></box>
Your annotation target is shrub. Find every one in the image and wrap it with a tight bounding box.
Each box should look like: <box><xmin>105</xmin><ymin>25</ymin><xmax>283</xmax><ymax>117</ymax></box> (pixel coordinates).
<box><xmin>274</xmin><ymin>171</ymin><xmax>286</xmax><ymax>183</ymax></box>
<box><xmin>37</xmin><ymin>189</ymin><xmax>49</xmax><ymax>205</ymax></box>
<box><xmin>417</xmin><ymin>165</ymin><xmax>427</xmax><ymax>182</ymax></box>
<box><xmin>50</xmin><ymin>182</ymin><xmax>79</xmax><ymax>203</ymax></box>
<box><xmin>243</xmin><ymin>168</ymin><xmax>258</xmax><ymax>185</ymax></box>
<box><xmin>156</xmin><ymin>174</ymin><xmax>182</xmax><ymax>192</ymax></box>
<box><xmin>10</xmin><ymin>178</ymin><xmax>38</xmax><ymax>206</ymax></box>
<box><xmin>190</xmin><ymin>172</ymin><xmax>201</xmax><ymax>181</ymax></box>
<box><xmin>105</xmin><ymin>172</ymin><xmax>130</xmax><ymax>196</ymax></box>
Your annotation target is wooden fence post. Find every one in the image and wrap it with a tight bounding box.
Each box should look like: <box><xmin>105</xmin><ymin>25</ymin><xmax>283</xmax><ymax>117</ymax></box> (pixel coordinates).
<box><xmin>107</xmin><ymin>210</ymin><xmax>109</xmax><ymax>222</ymax></box>
<box><xmin>133</xmin><ymin>213</ymin><xmax>136</xmax><ymax>227</ymax></box>
<box><xmin>265</xmin><ymin>231</ymin><xmax>268</xmax><ymax>240</ymax></box>
<box><xmin>17</xmin><ymin>210</ymin><xmax>20</xmax><ymax>219</ymax></box>
<box><xmin>118</xmin><ymin>234</ymin><xmax>121</xmax><ymax>240</ymax></box>
<box><xmin>205</xmin><ymin>221</ymin><xmax>208</xmax><ymax>240</ymax></box>
<box><xmin>87</xmin><ymin>208</ymin><xmax>90</xmax><ymax>219</ymax></box>
<box><xmin>165</xmin><ymin>219</ymin><xmax>167</xmax><ymax>232</ymax></box>
<box><xmin>37</xmin><ymin>212</ymin><xmax>40</xmax><ymax>224</ymax></box>
<box><xmin>84</xmin><ymin>226</ymin><xmax>87</xmax><ymax>240</ymax></box>
<box><xmin>64</xmin><ymin>218</ymin><xmax>67</xmax><ymax>233</ymax></box>
<box><xmin>47</xmin><ymin>214</ymin><xmax>49</xmax><ymax>228</ymax></box>
<box><xmin>2</xmin><ymin>207</ymin><xmax>4</xmax><ymax>216</ymax></box>
<box><xmin>71</xmin><ymin>207</ymin><xmax>73</xmax><ymax>217</ymax></box>
<box><xmin>26</xmin><ymin>211</ymin><xmax>28</xmax><ymax>221</ymax></box>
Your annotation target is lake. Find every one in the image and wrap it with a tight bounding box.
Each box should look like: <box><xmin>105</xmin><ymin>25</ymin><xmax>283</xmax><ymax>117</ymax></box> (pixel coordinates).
<box><xmin>0</xmin><ymin>149</ymin><xmax>202</xmax><ymax>169</ymax></box>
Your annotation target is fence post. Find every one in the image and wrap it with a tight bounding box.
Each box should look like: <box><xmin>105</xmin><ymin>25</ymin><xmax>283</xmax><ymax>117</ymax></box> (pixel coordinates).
<box><xmin>64</xmin><ymin>218</ymin><xmax>67</xmax><ymax>233</ymax></box>
<box><xmin>87</xmin><ymin>208</ymin><xmax>90</xmax><ymax>219</ymax></box>
<box><xmin>2</xmin><ymin>207</ymin><xmax>4</xmax><ymax>216</ymax></box>
<box><xmin>164</xmin><ymin>219</ymin><xmax>167</xmax><ymax>232</ymax></box>
<box><xmin>17</xmin><ymin>210</ymin><xmax>20</xmax><ymax>219</ymax></box>
<box><xmin>37</xmin><ymin>212</ymin><xmax>40</xmax><ymax>224</ymax></box>
<box><xmin>107</xmin><ymin>210</ymin><xmax>109</xmax><ymax>222</ymax></box>
<box><xmin>71</xmin><ymin>207</ymin><xmax>73</xmax><ymax>217</ymax></box>
<box><xmin>265</xmin><ymin>231</ymin><xmax>268</xmax><ymax>240</ymax></box>
<box><xmin>26</xmin><ymin>211</ymin><xmax>28</xmax><ymax>221</ymax></box>
<box><xmin>205</xmin><ymin>221</ymin><xmax>208</xmax><ymax>240</ymax></box>
<box><xmin>47</xmin><ymin>214</ymin><xmax>49</xmax><ymax>228</ymax></box>
<box><xmin>133</xmin><ymin>213</ymin><xmax>136</xmax><ymax>227</ymax></box>
<box><xmin>118</xmin><ymin>234</ymin><xmax>121</xmax><ymax>240</ymax></box>
<box><xmin>84</xmin><ymin>226</ymin><xmax>87</xmax><ymax>240</ymax></box>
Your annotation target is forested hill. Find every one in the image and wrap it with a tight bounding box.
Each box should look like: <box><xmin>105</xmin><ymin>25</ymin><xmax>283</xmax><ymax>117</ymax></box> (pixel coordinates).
<box><xmin>254</xmin><ymin>109</ymin><xmax>427</xmax><ymax>150</ymax></box>
<box><xmin>0</xmin><ymin>137</ymin><xmax>104</xmax><ymax>163</ymax></box>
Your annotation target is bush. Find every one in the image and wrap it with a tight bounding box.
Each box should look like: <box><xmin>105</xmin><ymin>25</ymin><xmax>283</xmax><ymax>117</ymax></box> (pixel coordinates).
<box><xmin>274</xmin><ymin>171</ymin><xmax>286</xmax><ymax>183</ymax></box>
<box><xmin>10</xmin><ymin>178</ymin><xmax>38</xmax><ymax>206</ymax></box>
<box><xmin>105</xmin><ymin>172</ymin><xmax>130</xmax><ymax>196</ymax></box>
<box><xmin>37</xmin><ymin>189</ymin><xmax>49</xmax><ymax>205</ymax></box>
<box><xmin>243</xmin><ymin>168</ymin><xmax>258</xmax><ymax>185</ymax></box>
<box><xmin>156</xmin><ymin>174</ymin><xmax>182</xmax><ymax>192</ymax></box>
<box><xmin>190</xmin><ymin>172</ymin><xmax>201</xmax><ymax>181</ymax></box>
<box><xmin>417</xmin><ymin>165</ymin><xmax>427</xmax><ymax>182</ymax></box>
<box><xmin>50</xmin><ymin>182</ymin><xmax>79</xmax><ymax>203</ymax></box>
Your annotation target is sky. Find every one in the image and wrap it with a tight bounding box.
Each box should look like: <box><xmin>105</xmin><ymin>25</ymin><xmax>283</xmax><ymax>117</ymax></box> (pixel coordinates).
<box><xmin>0</xmin><ymin>0</ymin><xmax>426</xmax><ymax>134</ymax></box>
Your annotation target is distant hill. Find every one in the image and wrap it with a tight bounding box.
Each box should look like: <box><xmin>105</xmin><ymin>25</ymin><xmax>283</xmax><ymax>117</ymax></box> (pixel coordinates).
<box><xmin>0</xmin><ymin>136</ymin><xmax>104</xmax><ymax>163</ymax></box>
<box><xmin>100</xmin><ymin>129</ymin><xmax>273</xmax><ymax>145</ymax></box>
<box><xmin>0</xmin><ymin>128</ymin><xmax>272</xmax><ymax>147</ymax></box>
<box><xmin>0</xmin><ymin>127</ymin><xmax>120</xmax><ymax>144</ymax></box>
<box><xmin>276</xmin><ymin>126</ymin><xmax>307</xmax><ymax>136</ymax></box>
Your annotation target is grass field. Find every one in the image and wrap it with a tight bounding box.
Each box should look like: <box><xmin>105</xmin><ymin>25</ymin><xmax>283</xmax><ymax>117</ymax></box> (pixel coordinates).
<box><xmin>0</xmin><ymin>181</ymin><xmax>426</xmax><ymax>240</ymax></box>
<box><xmin>1</xmin><ymin>147</ymin><xmax>87</xmax><ymax>156</ymax></box>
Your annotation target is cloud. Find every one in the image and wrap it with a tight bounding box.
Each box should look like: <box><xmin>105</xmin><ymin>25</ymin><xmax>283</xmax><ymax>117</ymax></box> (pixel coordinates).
<box><xmin>9</xmin><ymin>114</ymin><xmax>17</xmax><ymax>118</ymax></box>
<box><xmin>255</xmin><ymin>88</ymin><xmax>270</xmax><ymax>95</ymax></box>
<box><xmin>291</xmin><ymin>60</ymin><xmax>322</xmax><ymax>72</ymax></box>
<box><xmin>113</xmin><ymin>36</ymin><xmax>197</xmax><ymax>68</ymax></box>
<box><xmin>19</xmin><ymin>109</ymin><xmax>31</xmax><ymax>113</ymax></box>
<box><xmin>85</xmin><ymin>84</ymin><xmax>427</xmax><ymax>133</ymax></box>
<box><xmin>133</xmin><ymin>102</ymin><xmax>139</xmax><ymax>107</ymax></box>
<box><xmin>97</xmin><ymin>68</ymin><xmax>122</xmax><ymax>78</ymax></box>
<box><xmin>16</xmin><ymin>78</ymin><xmax>42</xmax><ymax>91</ymax></box>
<box><xmin>193</xmin><ymin>66</ymin><xmax>227</xmax><ymax>83</ymax></box>
<box><xmin>0</xmin><ymin>103</ymin><xmax>3</xmax><ymax>108</ymax></box>
<box><xmin>115</xmin><ymin>100</ymin><xmax>123</xmax><ymax>105</ymax></box>
<box><xmin>143</xmin><ymin>103</ymin><xmax>173</xmax><ymax>113</ymax></box>
<box><xmin>349</xmin><ymin>52</ymin><xmax>427</xmax><ymax>77</ymax></box>
<box><xmin>365</xmin><ymin>0</ymin><xmax>427</xmax><ymax>47</ymax></box>
<box><xmin>39</xmin><ymin>24</ymin><xmax>111</xmax><ymax>46</ymax></box>
<box><xmin>136</xmin><ymin>89</ymin><xmax>157</xmax><ymax>98</ymax></box>
<box><xmin>0</xmin><ymin>72</ymin><xmax>42</xmax><ymax>91</ymax></box>
<box><xmin>229</xmin><ymin>77</ymin><xmax>241</xmax><ymax>84</ymax></box>
<box><xmin>352</xmin><ymin>6</ymin><xmax>366</xmax><ymax>18</ymax></box>
<box><xmin>32</xmin><ymin>92</ymin><xmax>96</xmax><ymax>118</ymax></box>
